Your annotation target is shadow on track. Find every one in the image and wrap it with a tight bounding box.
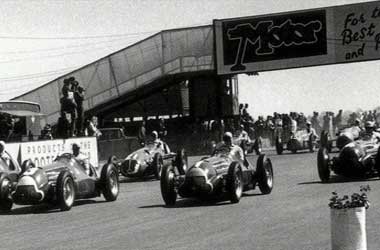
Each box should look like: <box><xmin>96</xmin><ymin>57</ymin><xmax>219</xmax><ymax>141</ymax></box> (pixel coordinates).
<box><xmin>0</xmin><ymin>200</ymin><xmax>108</xmax><ymax>215</ymax></box>
<box><xmin>119</xmin><ymin>176</ymin><xmax>158</xmax><ymax>183</ymax></box>
<box><xmin>139</xmin><ymin>192</ymin><xmax>264</xmax><ymax>209</ymax></box>
<box><xmin>298</xmin><ymin>175</ymin><xmax>379</xmax><ymax>185</ymax></box>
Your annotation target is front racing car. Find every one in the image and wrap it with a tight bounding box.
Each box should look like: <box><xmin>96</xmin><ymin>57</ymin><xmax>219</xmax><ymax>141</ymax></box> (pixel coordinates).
<box><xmin>0</xmin><ymin>153</ymin><xmax>119</xmax><ymax>212</ymax></box>
<box><xmin>160</xmin><ymin>149</ymin><xmax>274</xmax><ymax>206</ymax></box>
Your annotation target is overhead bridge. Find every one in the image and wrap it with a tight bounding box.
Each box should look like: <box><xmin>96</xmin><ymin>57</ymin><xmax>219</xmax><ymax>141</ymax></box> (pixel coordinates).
<box><xmin>13</xmin><ymin>25</ymin><xmax>219</xmax><ymax>124</ymax></box>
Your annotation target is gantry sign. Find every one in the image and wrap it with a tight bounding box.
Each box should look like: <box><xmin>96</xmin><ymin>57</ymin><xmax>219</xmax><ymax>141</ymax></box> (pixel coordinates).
<box><xmin>214</xmin><ymin>0</ymin><xmax>380</xmax><ymax>74</ymax></box>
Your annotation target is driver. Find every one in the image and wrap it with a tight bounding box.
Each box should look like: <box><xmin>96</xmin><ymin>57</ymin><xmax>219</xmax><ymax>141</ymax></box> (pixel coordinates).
<box><xmin>72</xmin><ymin>143</ymin><xmax>91</xmax><ymax>176</ymax></box>
<box><xmin>362</xmin><ymin>121</ymin><xmax>380</xmax><ymax>142</ymax></box>
<box><xmin>150</xmin><ymin>131</ymin><xmax>165</xmax><ymax>151</ymax></box>
<box><xmin>306</xmin><ymin>121</ymin><xmax>317</xmax><ymax>139</ymax></box>
<box><xmin>215</xmin><ymin>132</ymin><xmax>246</xmax><ymax>167</ymax></box>
<box><xmin>0</xmin><ymin>141</ymin><xmax>10</xmax><ymax>168</ymax></box>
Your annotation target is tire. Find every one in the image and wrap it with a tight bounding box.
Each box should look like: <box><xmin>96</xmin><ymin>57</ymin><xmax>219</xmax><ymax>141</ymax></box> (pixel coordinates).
<box><xmin>256</xmin><ymin>154</ymin><xmax>273</xmax><ymax>194</ymax></box>
<box><xmin>375</xmin><ymin>146</ymin><xmax>380</xmax><ymax>178</ymax></box>
<box><xmin>317</xmin><ymin>148</ymin><xmax>331</xmax><ymax>183</ymax></box>
<box><xmin>100</xmin><ymin>164</ymin><xmax>119</xmax><ymax>201</ymax></box>
<box><xmin>174</xmin><ymin>149</ymin><xmax>188</xmax><ymax>175</ymax></box>
<box><xmin>254</xmin><ymin>138</ymin><xmax>262</xmax><ymax>155</ymax></box>
<box><xmin>0</xmin><ymin>175</ymin><xmax>13</xmax><ymax>212</ymax></box>
<box><xmin>275</xmin><ymin>136</ymin><xmax>283</xmax><ymax>155</ymax></box>
<box><xmin>226</xmin><ymin>162</ymin><xmax>243</xmax><ymax>203</ymax></box>
<box><xmin>56</xmin><ymin>171</ymin><xmax>76</xmax><ymax>211</ymax></box>
<box><xmin>160</xmin><ymin>164</ymin><xmax>177</xmax><ymax>206</ymax></box>
<box><xmin>153</xmin><ymin>154</ymin><xmax>163</xmax><ymax>180</ymax></box>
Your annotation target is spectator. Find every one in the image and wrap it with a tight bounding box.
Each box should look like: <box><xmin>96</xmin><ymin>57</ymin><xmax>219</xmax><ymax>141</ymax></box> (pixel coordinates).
<box><xmin>86</xmin><ymin>116</ymin><xmax>102</xmax><ymax>137</ymax></box>
<box><xmin>138</xmin><ymin>121</ymin><xmax>146</xmax><ymax>146</ymax></box>
<box><xmin>311</xmin><ymin>111</ymin><xmax>322</xmax><ymax>136</ymax></box>
<box><xmin>158</xmin><ymin>118</ymin><xmax>167</xmax><ymax>139</ymax></box>
<box><xmin>40</xmin><ymin>124</ymin><xmax>53</xmax><ymax>140</ymax></box>
<box><xmin>74</xmin><ymin>86</ymin><xmax>85</xmax><ymax>136</ymax></box>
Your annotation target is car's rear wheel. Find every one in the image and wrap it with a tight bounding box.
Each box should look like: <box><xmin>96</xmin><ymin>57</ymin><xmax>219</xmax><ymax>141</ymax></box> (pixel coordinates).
<box><xmin>56</xmin><ymin>171</ymin><xmax>75</xmax><ymax>211</ymax></box>
<box><xmin>317</xmin><ymin>147</ymin><xmax>331</xmax><ymax>183</ymax></box>
<box><xmin>226</xmin><ymin>163</ymin><xmax>243</xmax><ymax>203</ymax></box>
<box><xmin>101</xmin><ymin>164</ymin><xmax>119</xmax><ymax>201</ymax></box>
<box><xmin>174</xmin><ymin>149</ymin><xmax>187</xmax><ymax>175</ymax></box>
<box><xmin>256</xmin><ymin>155</ymin><xmax>273</xmax><ymax>194</ymax></box>
<box><xmin>0</xmin><ymin>175</ymin><xmax>13</xmax><ymax>212</ymax></box>
<box><xmin>153</xmin><ymin>154</ymin><xmax>164</xmax><ymax>180</ymax></box>
<box><xmin>275</xmin><ymin>136</ymin><xmax>283</xmax><ymax>155</ymax></box>
<box><xmin>160</xmin><ymin>164</ymin><xmax>177</xmax><ymax>206</ymax></box>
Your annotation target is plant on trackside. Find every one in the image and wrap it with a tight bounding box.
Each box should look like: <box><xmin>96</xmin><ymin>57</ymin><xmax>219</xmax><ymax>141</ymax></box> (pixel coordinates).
<box><xmin>329</xmin><ymin>185</ymin><xmax>371</xmax><ymax>209</ymax></box>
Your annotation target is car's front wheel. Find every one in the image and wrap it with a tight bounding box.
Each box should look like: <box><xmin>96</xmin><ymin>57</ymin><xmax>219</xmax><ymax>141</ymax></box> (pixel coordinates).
<box><xmin>256</xmin><ymin>155</ymin><xmax>273</xmax><ymax>194</ymax></box>
<box><xmin>160</xmin><ymin>164</ymin><xmax>177</xmax><ymax>206</ymax></box>
<box><xmin>153</xmin><ymin>154</ymin><xmax>164</xmax><ymax>180</ymax></box>
<box><xmin>56</xmin><ymin>171</ymin><xmax>75</xmax><ymax>211</ymax></box>
<box><xmin>226</xmin><ymin>162</ymin><xmax>243</xmax><ymax>203</ymax></box>
<box><xmin>0</xmin><ymin>175</ymin><xmax>13</xmax><ymax>212</ymax></box>
<box><xmin>317</xmin><ymin>147</ymin><xmax>331</xmax><ymax>183</ymax></box>
<box><xmin>101</xmin><ymin>164</ymin><xmax>119</xmax><ymax>201</ymax></box>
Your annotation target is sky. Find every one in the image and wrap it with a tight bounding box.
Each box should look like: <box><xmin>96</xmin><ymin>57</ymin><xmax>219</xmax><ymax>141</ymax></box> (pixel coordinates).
<box><xmin>0</xmin><ymin>0</ymin><xmax>378</xmax><ymax>118</ymax></box>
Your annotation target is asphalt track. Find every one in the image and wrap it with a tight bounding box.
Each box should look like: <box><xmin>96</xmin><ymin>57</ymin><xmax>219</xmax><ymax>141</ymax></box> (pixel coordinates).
<box><xmin>1</xmin><ymin>150</ymin><xmax>380</xmax><ymax>250</ymax></box>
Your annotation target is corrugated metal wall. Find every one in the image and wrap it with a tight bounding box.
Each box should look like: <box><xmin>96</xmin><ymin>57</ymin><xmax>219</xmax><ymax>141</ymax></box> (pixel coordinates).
<box><xmin>14</xmin><ymin>25</ymin><xmax>214</xmax><ymax>124</ymax></box>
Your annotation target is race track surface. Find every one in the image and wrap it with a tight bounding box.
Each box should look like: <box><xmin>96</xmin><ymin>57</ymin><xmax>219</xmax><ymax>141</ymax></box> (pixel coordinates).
<box><xmin>1</xmin><ymin>150</ymin><xmax>380</xmax><ymax>250</ymax></box>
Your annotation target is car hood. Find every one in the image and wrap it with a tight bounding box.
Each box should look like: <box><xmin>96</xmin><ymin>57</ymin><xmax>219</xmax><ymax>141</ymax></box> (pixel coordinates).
<box><xmin>126</xmin><ymin>147</ymin><xmax>154</xmax><ymax>161</ymax></box>
<box><xmin>188</xmin><ymin>155</ymin><xmax>231</xmax><ymax>177</ymax></box>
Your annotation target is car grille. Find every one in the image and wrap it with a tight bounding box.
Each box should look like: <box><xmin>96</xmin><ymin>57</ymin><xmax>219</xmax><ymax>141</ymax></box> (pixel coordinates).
<box><xmin>13</xmin><ymin>185</ymin><xmax>43</xmax><ymax>204</ymax></box>
<box><xmin>192</xmin><ymin>176</ymin><xmax>206</xmax><ymax>186</ymax></box>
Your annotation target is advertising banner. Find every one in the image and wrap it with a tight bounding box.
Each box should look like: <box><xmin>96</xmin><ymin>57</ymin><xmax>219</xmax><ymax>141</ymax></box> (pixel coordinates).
<box><xmin>214</xmin><ymin>1</ymin><xmax>380</xmax><ymax>75</ymax></box>
<box><xmin>7</xmin><ymin>137</ymin><xmax>98</xmax><ymax>168</ymax></box>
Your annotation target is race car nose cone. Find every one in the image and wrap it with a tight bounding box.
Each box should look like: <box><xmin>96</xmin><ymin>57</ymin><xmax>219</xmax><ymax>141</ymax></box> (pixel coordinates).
<box><xmin>339</xmin><ymin>144</ymin><xmax>362</xmax><ymax>168</ymax></box>
<box><xmin>337</xmin><ymin>133</ymin><xmax>353</xmax><ymax>149</ymax></box>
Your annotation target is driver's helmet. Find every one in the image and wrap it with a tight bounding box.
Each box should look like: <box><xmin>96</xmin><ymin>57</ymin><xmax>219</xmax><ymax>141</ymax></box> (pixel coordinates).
<box><xmin>365</xmin><ymin>121</ymin><xmax>375</xmax><ymax>133</ymax></box>
<box><xmin>223</xmin><ymin>132</ymin><xmax>233</xmax><ymax>145</ymax></box>
<box><xmin>151</xmin><ymin>131</ymin><xmax>159</xmax><ymax>140</ymax></box>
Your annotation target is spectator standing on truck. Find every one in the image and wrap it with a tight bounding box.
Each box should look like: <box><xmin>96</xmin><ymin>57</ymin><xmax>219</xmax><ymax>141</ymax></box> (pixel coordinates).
<box><xmin>74</xmin><ymin>86</ymin><xmax>85</xmax><ymax>136</ymax></box>
<box><xmin>60</xmin><ymin>77</ymin><xmax>77</xmax><ymax>137</ymax></box>
<box><xmin>138</xmin><ymin>120</ymin><xmax>146</xmax><ymax>146</ymax></box>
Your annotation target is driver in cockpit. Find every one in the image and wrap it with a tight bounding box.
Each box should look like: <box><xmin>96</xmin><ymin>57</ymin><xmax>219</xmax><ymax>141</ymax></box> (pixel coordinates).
<box><xmin>361</xmin><ymin>121</ymin><xmax>380</xmax><ymax>142</ymax></box>
<box><xmin>214</xmin><ymin>132</ymin><xmax>246</xmax><ymax>167</ymax></box>
<box><xmin>72</xmin><ymin>143</ymin><xmax>91</xmax><ymax>176</ymax></box>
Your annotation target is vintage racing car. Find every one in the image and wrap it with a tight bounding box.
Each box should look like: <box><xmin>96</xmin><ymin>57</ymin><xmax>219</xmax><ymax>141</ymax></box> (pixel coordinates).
<box><xmin>317</xmin><ymin>134</ymin><xmax>380</xmax><ymax>182</ymax></box>
<box><xmin>119</xmin><ymin>140</ymin><xmax>181</xmax><ymax>180</ymax></box>
<box><xmin>160</xmin><ymin>146</ymin><xmax>273</xmax><ymax>205</ymax></box>
<box><xmin>275</xmin><ymin>128</ymin><xmax>318</xmax><ymax>154</ymax></box>
<box><xmin>0</xmin><ymin>153</ymin><xmax>119</xmax><ymax>212</ymax></box>
<box><xmin>234</xmin><ymin>136</ymin><xmax>262</xmax><ymax>155</ymax></box>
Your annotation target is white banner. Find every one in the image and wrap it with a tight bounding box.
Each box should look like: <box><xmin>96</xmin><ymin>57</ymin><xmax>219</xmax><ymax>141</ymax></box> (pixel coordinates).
<box><xmin>6</xmin><ymin>137</ymin><xmax>98</xmax><ymax>168</ymax></box>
